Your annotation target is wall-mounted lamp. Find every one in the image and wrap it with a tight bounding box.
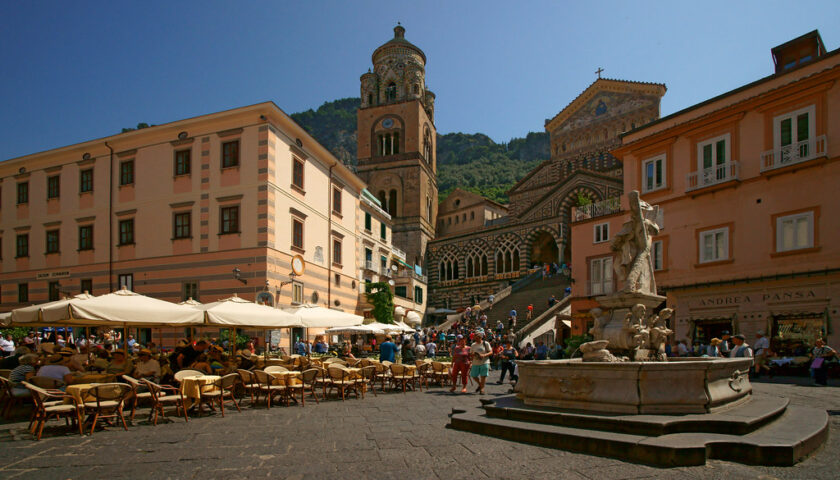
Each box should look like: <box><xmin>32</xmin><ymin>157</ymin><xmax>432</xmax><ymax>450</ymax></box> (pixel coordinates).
<box><xmin>233</xmin><ymin>267</ymin><xmax>247</xmax><ymax>285</ymax></box>
<box><xmin>259</xmin><ymin>114</ymin><xmax>267</xmax><ymax>121</ymax></box>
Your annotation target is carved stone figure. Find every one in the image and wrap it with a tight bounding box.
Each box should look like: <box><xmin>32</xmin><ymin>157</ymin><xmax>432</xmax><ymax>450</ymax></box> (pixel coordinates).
<box><xmin>612</xmin><ymin>190</ymin><xmax>660</xmax><ymax>294</ymax></box>
<box><xmin>579</xmin><ymin>340</ymin><xmax>625</xmax><ymax>363</ymax></box>
<box><xmin>648</xmin><ymin>308</ymin><xmax>674</xmax><ymax>361</ymax></box>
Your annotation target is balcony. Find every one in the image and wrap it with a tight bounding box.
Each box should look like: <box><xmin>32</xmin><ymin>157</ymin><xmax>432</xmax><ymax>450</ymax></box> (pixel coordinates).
<box><xmin>391</xmin><ymin>246</ymin><xmax>406</xmax><ymax>261</ymax></box>
<box><xmin>380</xmin><ymin>267</ymin><xmax>391</xmax><ymax>278</ymax></box>
<box><xmin>572</xmin><ymin>197</ymin><xmax>620</xmax><ymax>222</ymax></box>
<box><xmin>685</xmin><ymin>160</ymin><xmax>740</xmax><ymax>192</ymax></box>
<box><xmin>395</xmin><ymin>269</ymin><xmax>427</xmax><ymax>283</ymax></box>
<box><xmin>364</xmin><ymin>260</ymin><xmax>375</xmax><ymax>272</ymax></box>
<box><xmin>760</xmin><ymin>135</ymin><xmax>827</xmax><ymax>173</ymax></box>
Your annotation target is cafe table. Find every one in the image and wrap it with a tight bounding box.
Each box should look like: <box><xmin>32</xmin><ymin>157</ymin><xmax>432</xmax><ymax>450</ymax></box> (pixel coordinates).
<box><xmin>65</xmin><ymin>383</ymin><xmax>98</xmax><ymax>404</ymax></box>
<box><xmin>180</xmin><ymin>375</ymin><xmax>221</xmax><ymax>410</ymax></box>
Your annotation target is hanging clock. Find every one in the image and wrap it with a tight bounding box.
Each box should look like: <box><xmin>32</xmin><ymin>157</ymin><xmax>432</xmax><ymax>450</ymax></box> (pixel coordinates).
<box><xmin>291</xmin><ymin>255</ymin><xmax>305</xmax><ymax>276</ymax></box>
<box><xmin>382</xmin><ymin>118</ymin><xmax>394</xmax><ymax>129</ymax></box>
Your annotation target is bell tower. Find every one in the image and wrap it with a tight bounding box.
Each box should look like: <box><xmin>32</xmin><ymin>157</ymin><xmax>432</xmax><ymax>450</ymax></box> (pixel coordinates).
<box><xmin>357</xmin><ymin>25</ymin><xmax>437</xmax><ymax>270</ymax></box>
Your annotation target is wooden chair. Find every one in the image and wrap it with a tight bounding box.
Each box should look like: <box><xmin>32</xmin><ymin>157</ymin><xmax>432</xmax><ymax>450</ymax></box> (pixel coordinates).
<box><xmin>121</xmin><ymin>375</ymin><xmax>154</xmax><ymax>422</ymax></box>
<box><xmin>203</xmin><ymin>373</ymin><xmax>241</xmax><ymax>417</ymax></box>
<box><xmin>326</xmin><ymin>366</ymin><xmax>358</xmax><ymax>401</ymax></box>
<box><xmin>0</xmin><ymin>369</ymin><xmax>11</xmax><ymax>379</ymax></box>
<box><xmin>83</xmin><ymin>383</ymin><xmax>133</xmax><ymax>435</ymax></box>
<box><xmin>173</xmin><ymin>369</ymin><xmax>204</xmax><ymax>385</ymax></box>
<box><xmin>431</xmin><ymin>362</ymin><xmax>450</xmax><ymax>387</ymax></box>
<box><xmin>253</xmin><ymin>370</ymin><xmax>286</xmax><ymax>408</ymax></box>
<box><xmin>0</xmin><ymin>376</ymin><xmax>31</xmax><ymax>419</ymax></box>
<box><xmin>310</xmin><ymin>366</ymin><xmax>330</xmax><ymax>399</ymax></box>
<box><xmin>389</xmin><ymin>364</ymin><xmax>414</xmax><ymax>394</ymax></box>
<box><xmin>236</xmin><ymin>369</ymin><xmax>260</xmax><ymax>406</ymax></box>
<box><xmin>355</xmin><ymin>366</ymin><xmax>378</xmax><ymax>399</ymax></box>
<box><xmin>264</xmin><ymin>365</ymin><xmax>289</xmax><ymax>374</ymax></box>
<box><xmin>142</xmin><ymin>379</ymin><xmax>188</xmax><ymax>425</ymax></box>
<box><xmin>29</xmin><ymin>376</ymin><xmax>64</xmax><ymax>390</ymax></box>
<box><xmin>22</xmin><ymin>382</ymin><xmax>83</xmax><ymax>440</ymax></box>
<box><xmin>297</xmin><ymin>368</ymin><xmax>320</xmax><ymax>406</ymax></box>
<box><xmin>414</xmin><ymin>363</ymin><xmax>431</xmax><ymax>391</ymax></box>
<box><xmin>372</xmin><ymin>362</ymin><xmax>391</xmax><ymax>392</ymax></box>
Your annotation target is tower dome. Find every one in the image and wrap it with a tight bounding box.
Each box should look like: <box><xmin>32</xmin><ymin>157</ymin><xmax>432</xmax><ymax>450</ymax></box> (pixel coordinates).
<box><xmin>372</xmin><ymin>24</ymin><xmax>426</xmax><ymax>65</ymax></box>
<box><xmin>361</xmin><ymin>24</ymin><xmax>432</xmax><ymax>115</ymax></box>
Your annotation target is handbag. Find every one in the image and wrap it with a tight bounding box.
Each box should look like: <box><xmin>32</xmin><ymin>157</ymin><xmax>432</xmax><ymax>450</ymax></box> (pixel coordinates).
<box><xmin>810</xmin><ymin>357</ymin><xmax>824</xmax><ymax>369</ymax></box>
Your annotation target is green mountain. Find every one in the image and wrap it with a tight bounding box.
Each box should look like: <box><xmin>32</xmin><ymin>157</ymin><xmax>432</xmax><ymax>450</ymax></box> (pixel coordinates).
<box><xmin>291</xmin><ymin>98</ymin><xmax>549</xmax><ymax>204</ymax></box>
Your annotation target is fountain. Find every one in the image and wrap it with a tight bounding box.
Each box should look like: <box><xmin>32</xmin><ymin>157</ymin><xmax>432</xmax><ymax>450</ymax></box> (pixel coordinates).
<box><xmin>448</xmin><ymin>192</ymin><xmax>828</xmax><ymax>466</ymax></box>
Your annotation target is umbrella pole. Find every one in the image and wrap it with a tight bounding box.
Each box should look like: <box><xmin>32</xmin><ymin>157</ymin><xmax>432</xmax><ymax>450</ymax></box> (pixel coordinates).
<box><xmin>123</xmin><ymin>323</ymin><xmax>129</xmax><ymax>357</ymax></box>
<box><xmin>86</xmin><ymin>326</ymin><xmax>91</xmax><ymax>364</ymax></box>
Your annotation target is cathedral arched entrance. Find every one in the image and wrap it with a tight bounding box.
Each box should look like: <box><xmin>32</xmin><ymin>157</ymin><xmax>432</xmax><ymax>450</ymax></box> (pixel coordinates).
<box><xmin>529</xmin><ymin>231</ymin><xmax>559</xmax><ymax>266</ymax></box>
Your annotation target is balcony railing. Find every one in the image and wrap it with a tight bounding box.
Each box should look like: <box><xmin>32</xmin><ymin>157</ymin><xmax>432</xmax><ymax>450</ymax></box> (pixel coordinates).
<box><xmin>380</xmin><ymin>267</ymin><xmax>391</xmax><ymax>278</ymax></box>
<box><xmin>589</xmin><ymin>281</ymin><xmax>614</xmax><ymax>296</ymax></box>
<box><xmin>685</xmin><ymin>160</ymin><xmax>740</xmax><ymax>192</ymax></box>
<box><xmin>391</xmin><ymin>246</ymin><xmax>406</xmax><ymax>261</ymax></box>
<box><xmin>760</xmin><ymin>135</ymin><xmax>827</xmax><ymax>172</ymax></box>
<box><xmin>572</xmin><ymin>197</ymin><xmax>620</xmax><ymax>222</ymax></box>
<box><xmin>364</xmin><ymin>260</ymin><xmax>375</xmax><ymax>271</ymax></box>
<box><xmin>395</xmin><ymin>269</ymin><xmax>427</xmax><ymax>283</ymax></box>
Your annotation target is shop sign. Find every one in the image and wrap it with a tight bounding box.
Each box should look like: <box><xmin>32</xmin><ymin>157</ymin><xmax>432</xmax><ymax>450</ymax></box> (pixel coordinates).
<box><xmin>694</xmin><ymin>289</ymin><xmax>817</xmax><ymax>307</ymax></box>
<box><xmin>35</xmin><ymin>271</ymin><xmax>70</xmax><ymax>280</ymax></box>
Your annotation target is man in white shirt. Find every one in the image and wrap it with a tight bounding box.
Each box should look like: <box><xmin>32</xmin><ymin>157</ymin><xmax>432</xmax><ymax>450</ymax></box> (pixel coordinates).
<box><xmin>133</xmin><ymin>349</ymin><xmax>161</xmax><ymax>382</ymax></box>
<box><xmin>0</xmin><ymin>334</ymin><xmax>15</xmax><ymax>357</ymax></box>
<box><xmin>426</xmin><ymin>340</ymin><xmax>437</xmax><ymax>359</ymax></box>
<box><xmin>729</xmin><ymin>334</ymin><xmax>753</xmax><ymax>359</ymax></box>
<box><xmin>753</xmin><ymin>331</ymin><xmax>770</xmax><ymax>376</ymax></box>
<box><xmin>676</xmin><ymin>340</ymin><xmax>689</xmax><ymax>357</ymax></box>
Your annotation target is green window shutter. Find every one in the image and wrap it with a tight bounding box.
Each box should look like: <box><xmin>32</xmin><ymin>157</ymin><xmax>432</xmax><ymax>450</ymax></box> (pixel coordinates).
<box><xmin>364</xmin><ymin>213</ymin><xmax>371</xmax><ymax>230</ymax></box>
<box><xmin>703</xmin><ymin>144</ymin><xmax>712</xmax><ymax>169</ymax></box>
<box><xmin>797</xmin><ymin>113</ymin><xmax>809</xmax><ymax>142</ymax></box>
<box><xmin>655</xmin><ymin>159</ymin><xmax>663</xmax><ymax>185</ymax></box>
<box><xmin>716</xmin><ymin>140</ymin><xmax>726</xmax><ymax>165</ymax></box>
<box><xmin>780</xmin><ymin>118</ymin><xmax>792</xmax><ymax>146</ymax></box>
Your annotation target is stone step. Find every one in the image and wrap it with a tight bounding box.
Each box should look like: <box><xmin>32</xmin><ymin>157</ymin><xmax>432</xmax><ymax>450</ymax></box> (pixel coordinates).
<box><xmin>448</xmin><ymin>396</ymin><xmax>828</xmax><ymax>467</ymax></box>
<box><xmin>482</xmin><ymin>394</ymin><xmax>788</xmax><ymax>436</ymax></box>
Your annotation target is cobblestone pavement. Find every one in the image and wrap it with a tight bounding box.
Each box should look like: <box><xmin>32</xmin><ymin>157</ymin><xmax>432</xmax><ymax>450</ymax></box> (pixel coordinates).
<box><xmin>0</xmin><ymin>372</ymin><xmax>837</xmax><ymax>480</ymax></box>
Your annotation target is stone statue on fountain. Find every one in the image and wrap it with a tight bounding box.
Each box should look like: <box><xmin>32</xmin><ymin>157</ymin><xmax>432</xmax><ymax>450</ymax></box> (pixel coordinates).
<box><xmin>612</xmin><ymin>190</ymin><xmax>660</xmax><ymax>295</ymax></box>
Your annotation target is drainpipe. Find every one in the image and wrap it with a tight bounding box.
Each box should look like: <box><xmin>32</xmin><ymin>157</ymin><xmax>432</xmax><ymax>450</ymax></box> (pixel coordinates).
<box><xmin>104</xmin><ymin>141</ymin><xmax>114</xmax><ymax>291</ymax></box>
<box><xmin>327</xmin><ymin>164</ymin><xmax>335</xmax><ymax>310</ymax></box>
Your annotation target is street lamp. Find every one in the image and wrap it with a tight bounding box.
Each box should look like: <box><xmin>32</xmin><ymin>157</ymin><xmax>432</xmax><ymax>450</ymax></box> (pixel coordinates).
<box><xmin>232</xmin><ymin>267</ymin><xmax>247</xmax><ymax>285</ymax></box>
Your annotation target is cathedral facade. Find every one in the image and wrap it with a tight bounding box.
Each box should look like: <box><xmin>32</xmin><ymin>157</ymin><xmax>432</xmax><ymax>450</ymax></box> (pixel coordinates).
<box><xmin>427</xmin><ymin>78</ymin><xmax>666</xmax><ymax>310</ymax></box>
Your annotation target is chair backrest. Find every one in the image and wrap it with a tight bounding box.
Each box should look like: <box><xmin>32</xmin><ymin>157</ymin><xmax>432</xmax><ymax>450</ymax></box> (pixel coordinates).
<box><xmin>216</xmin><ymin>373</ymin><xmax>239</xmax><ymax>390</ymax></box>
<box><xmin>253</xmin><ymin>370</ymin><xmax>276</xmax><ymax>386</ymax></box>
<box><xmin>359</xmin><ymin>366</ymin><xmax>377</xmax><ymax>380</ymax></box>
<box><xmin>431</xmin><ymin>361</ymin><xmax>445</xmax><ymax>373</ymax></box>
<box><xmin>174</xmin><ymin>369</ymin><xmax>203</xmax><ymax>384</ymax></box>
<box><xmin>121</xmin><ymin>375</ymin><xmax>143</xmax><ymax>390</ymax></box>
<box><xmin>0</xmin><ymin>369</ymin><xmax>12</xmax><ymax>379</ymax></box>
<box><xmin>236</xmin><ymin>369</ymin><xmax>255</xmax><ymax>384</ymax></box>
<box><xmin>140</xmin><ymin>379</ymin><xmax>165</xmax><ymax>401</ymax></box>
<box><xmin>381</xmin><ymin>360</ymin><xmax>393</xmax><ymax>367</ymax></box>
<box><xmin>29</xmin><ymin>376</ymin><xmax>63</xmax><ymax>390</ymax></box>
<box><xmin>327</xmin><ymin>366</ymin><xmax>348</xmax><ymax>381</ymax></box>
<box><xmin>264</xmin><ymin>365</ymin><xmax>289</xmax><ymax>374</ymax></box>
<box><xmin>89</xmin><ymin>383</ymin><xmax>133</xmax><ymax>406</ymax></box>
<box><xmin>21</xmin><ymin>381</ymin><xmax>50</xmax><ymax>408</ymax></box>
<box><xmin>389</xmin><ymin>364</ymin><xmax>406</xmax><ymax>376</ymax></box>
<box><xmin>300</xmin><ymin>368</ymin><xmax>319</xmax><ymax>384</ymax></box>
<box><xmin>357</xmin><ymin>358</ymin><xmax>370</xmax><ymax>367</ymax></box>
<box><xmin>415</xmin><ymin>360</ymin><xmax>425</xmax><ymax>367</ymax></box>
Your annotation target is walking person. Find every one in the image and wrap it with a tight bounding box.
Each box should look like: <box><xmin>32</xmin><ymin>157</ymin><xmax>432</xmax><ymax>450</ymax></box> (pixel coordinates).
<box><xmin>449</xmin><ymin>335</ymin><xmax>470</xmax><ymax>394</ymax></box>
<box><xmin>753</xmin><ymin>331</ymin><xmax>771</xmax><ymax>377</ymax></box>
<box><xmin>497</xmin><ymin>340</ymin><xmax>518</xmax><ymax>384</ymax></box>
<box><xmin>469</xmin><ymin>329</ymin><xmax>492</xmax><ymax>395</ymax></box>
<box><xmin>811</xmin><ymin>338</ymin><xmax>836</xmax><ymax>386</ymax></box>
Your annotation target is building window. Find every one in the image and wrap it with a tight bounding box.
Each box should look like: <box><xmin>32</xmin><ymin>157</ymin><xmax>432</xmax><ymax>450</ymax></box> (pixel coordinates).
<box><xmin>470</xmin><ymin>211</ymin><xmax>475</xmax><ymax>220</ymax></box>
<box><xmin>334</xmin><ymin>273</ymin><xmax>341</xmax><ymax>287</ymax></box>
<box><xmin>395</xmin><ymin>286</ymin><xmax>408</xmax><ymax>298</ymax></box>
<box><xmin>220</xmin><ymin>206</ymin><xmax>239</xmax><ymax>234</ymax></box>
<box><xmin>642</xmin><ymin>155</ymin><xmax>666</xmax><ymax>192</ymax></box>
<box><xmin>414</xmin><ymin>286</ymin><xmax>424</xmax><ymax>304</ymax></box>
<box><xmin>15</xmin><ymin>234</ymin><xmax>28</xmax><ymax>258</ymax></box>
<box><xmin>590</xmin><ymin>256</ymin><xmax>613</xmax><ymax>295</ymax></box>
<box><xmin>119</xmin><ymin>160</ymin><xmax>134</xmax><ymax>186</ymax></box>
<box><xmin>495</xmin><ymin>238</ymin><xmax>520</xmax><ymax>274</ymax></box>
<box><xmin>16</xmin><ymin>182</ymin><xmax>28</xmax><ymax>204</ymax></box>
<box><xmin>365</xmin><ymin>248</ymin><xmax>373</xmax><ymax>270</ymax></box>
<box><xmin>774</xmin><ymin>105</ymin><xmax>815</xmax><ymax>163</ymax></box>
<box><xmin>699</xmin><ymin>227</ymin><xmax>729</xmax><ymax>263</ymax></box>
<box><xmin>388</xmin><ymin>190</ymin><xmax>397</xmax><ymax>216</ymax></box>
<box><xmin>78</xmin><ymin>225</ymin><xmax>93</xmax><ymax>250</ymax></box>
<box><xmin>47</xmin><ymin>175</ymin><xmax>60</xmax><ymax>199</ymax></box>
<box><xmin>118</xmin><ymin>219</ymin><xmax>135</xmax><ymax>245</ymax></box>
<box><xmin>594</xmin><ymin>222</ymin><xmax>609</xmax><ymax>243</ymax></box>
<box><xmin>292</xmin><ymin>218</ymin><xmax>304</xmax><ymax>249</ymax></box>
<box><xmin>292</xmin><ymin>158</ymin><xmax>304</xmax><ymax>189</ymax></box>
<box><xmin>48</xmin><ymin>281</ymin><xmax>60</xmax><ymax>301</ymax></box>
<box><xmin>385</xmin><ymin>82</ymin><xmax>397</xmax><ymax>101</ymax></box>
<box><xmin>80</xmin><ymin>278</ymin><xmax>93</xmax><ymax>295</ymax></box>
<box><xmin>80</xmin><ymin>169</ymin><xmax>93</xmax><ymax>193</ymax></box>
<box><xmin>221</xmin><ymin>140</ymin><xmax>239</xmax><ymax>168</ymax></box>
<box><xmin>174</xmin><ymin>149</ymin><xmax>191</xmax><ymax>176</ymax></box>
<box><xmin>173</xmin><ymin>211</ymin><xmax>191</xmax><ymax>239</ymax></box>
<box><xmin>438</xmin><ymin>252</ymin><xmax>459</xmax><ymax>281</ymax></box>
<box><xmin>45</xmin><ymin>229</ymin><xmax>60</xmax><ymax>254</ymax></box>
<box><xmin>18</xmin><ymin>283</ymin><xmax>28</xmax><ymax>303</ymax></box>
<box><xmin>332</xmin><ymin>238</ymin><xmax>342</xmax><ymax>266</ymax></box>
<box><xmin>292</xmin><ymin>281</ymin><xmax>303</xmax><ymax>304</ymax></box>
<box><xmin>380</xmin><ymin>222</ymin><xmax>387</xmax><ymax>241</ymax></box>
<box><xmin>697</xmin><ymin>134</ymin><xmax>729</xmax><ymax>174</ymax></box>
<box><xmin>332</xmin><ymin>187</ymin><xmax>342</xmax><ymax>215</ymax></box>
<box><xmin>182</xmin><ymin>282</ymin><xmax>199</xmax><ymax>301</ymax></box>
<box><xmin>118</xmin><ymin>274</ymin><xmax>133</xmax><ymax>291</ymax></box>
<box><xmin>364</xmin><ymin>212</ymin><xmax>372</xmax><ymax>232</ymax></box>
<box><xmin>776</xmin><ymin>212</ymin><xmax>813</xmax><ymax>252</ymax></box>
<box><xmin>652</xmin><ymin>240</ymin><xmax>664</xmax><ymax>271</ymax></box>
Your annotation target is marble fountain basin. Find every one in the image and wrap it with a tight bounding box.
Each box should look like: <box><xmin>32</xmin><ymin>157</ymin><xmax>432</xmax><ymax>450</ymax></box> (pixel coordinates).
<box><xmin>514</xmin><ymin>357</ymin><xmax>753</xmax><ymax>414</ymax></box>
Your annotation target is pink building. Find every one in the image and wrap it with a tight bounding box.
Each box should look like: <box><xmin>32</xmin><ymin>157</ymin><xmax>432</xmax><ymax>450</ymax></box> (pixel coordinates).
<box><xmin>570</xmin><ymin>31</ymin><xmax>840</xmax><ymax>352</ymax></box>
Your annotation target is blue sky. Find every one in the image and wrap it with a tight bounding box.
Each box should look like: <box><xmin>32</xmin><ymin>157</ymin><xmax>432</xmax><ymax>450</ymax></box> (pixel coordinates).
<box><xmin>1</xmin><ymin>0</ymin><xmax>838</xmax><ymax>160</ymax></box>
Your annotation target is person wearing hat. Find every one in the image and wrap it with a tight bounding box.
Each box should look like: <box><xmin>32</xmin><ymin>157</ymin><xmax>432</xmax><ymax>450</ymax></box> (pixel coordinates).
<box><xmin>729</xmin><ymin>334</ymin><xmax>753</xmax><ymax>359</ymax></box>
<box><xmin>133</xmin><ymin>349</ymin><xmax>161</xmax><ymax>383</ymax></box>
<box><xmin>208</xmin><ymin>345</ymin><xmax>227</xmax><ymax>373</ymax></box>
<box><xmin>719</xmin><ymin>331</ymin><xmax>732</xmax><ymax>356</ymax></box>
<box><xmin>37</xmin><ymin>348</ymin><xmax>75</xmax><ymax>386</ymax></box>
<box><xmin>469</xmin><ymin>328</ymin><xmax>492</xmax><ymax>395</ymax></box>
<box><xmin>706</xmin><ymin>338</ymin><xmax>722</xmax><ymax>357</ymax></box>
<box><xmin>105</xmin><ymin>350</ymin><xmax>133</xmax><ymax>376</ymax></box>
<box><xmin>753</xmin><ymin>331</ymin><xmax>771</xmax><ymax>377</ymax></box>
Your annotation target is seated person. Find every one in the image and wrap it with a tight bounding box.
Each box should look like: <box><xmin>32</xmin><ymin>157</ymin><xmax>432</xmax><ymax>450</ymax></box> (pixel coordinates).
<box><xmin>69</xmin><ymin>346</ymin><xmax>90</xmax><ymax>372</ymax></box>
<box><xmin>208</xmin><ymin>346</ymin><xmax>227</xmax><ymax>374</ymax></box>
<box><xmin>105</xmin><ymin>350</ymin><xmax>134</xmax><ymax>376</ymax></box>
<box><xmin>37</xmin><ymin>349</ymin><xmax>75</xmax><ymax>386</ymax></box>
<box><xmin>9</xmin><ymin>354</ymin><xmax>40</xmax><ymax>395</ymax></box>
<box><xmin>401</xmin><ymin>340</ymin><xmax>416</xmax><ymax>364</ymax></box>
<box><xmin>340</xmin><ymin>345</ymin><xmax>357</xmax><ymax>361</ymax></box>
<box><xmin>133</xmin><ymin>348</ymin><xmax>161</xmax><ymax>382</ymax></box>
<box><xmin>1</xmin><ymin>346</ymin><xmax>32</xmax><ymax>370</ymax></box>
<box><xmin>236</xmin><ymin>351</ymin><xmax>256</xmax><ymax>370</ymax></box>
<box><xmin>91</xmin><ymin>348</ymin><xmax>111</xmax><ymax>372</ymax></box>
<box><xmin>313</xmin><ymin>338</ymin><xmax>329</xmax><ymax>354</ymax></box>
<box><xmin>190</xmin><ymin>354</ymin><xmax>213</xmax><ymax>375</ymax></box>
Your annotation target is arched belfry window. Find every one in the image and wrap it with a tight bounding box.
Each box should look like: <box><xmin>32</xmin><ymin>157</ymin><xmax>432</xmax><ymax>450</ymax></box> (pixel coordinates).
<box><xmin>388</xmin><ymin>189</ymin><xmax>397</xmax><ymax>216</ymax></box>
<box><xmin>413</xmin><ymin>84</ymin><xmax>420</xmax><ymax>95</ymax></box>
<box><xmin>367</xmin><ymin>93</ymin><xmax>373</xmax><ymax>106</ymax></box>
<box><xmin>466</xmin><ymin>247</ymin><xmax>488</xmax><ymax>278</ymax></box>
<box><xmin>386</xmin><ymin>83</ymin><xmax>397</xmax><ymax>101</ymax></box>
<box><xmin>423</xmin><ymin>128</ymin><xmax>432</xmax><ymax>162</ymax></box>
<box><xmin>495</xmin><ymin>237</ymin><xmax>520</xmax><ymax>274</ymax></box>
<box><xmin>439</xmin><ymin>251</ymin><xmax>459</xmax><ymax>282</ymax></box>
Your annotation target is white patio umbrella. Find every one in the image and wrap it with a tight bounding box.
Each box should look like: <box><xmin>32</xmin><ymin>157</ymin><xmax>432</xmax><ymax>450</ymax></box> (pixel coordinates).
<box><xmin>283</xmin><ymin>304</ymin><xmax>363</xmax><ymax>329</ymax></box>
<box><xmin>366</xmin><ymin>322</ymin><xmax>410</xmax><ymax>333</ymax></box>
<box><xmin>178</xmin><ymin>298</ymin><xmax>202</xmax><ymax>306</ymax></box>
<box><xmin>198</xmin><ymin>295</ymin><xmax>303</xmax><ymax>329</ymax></box>
<box><xmin>9</xmin><ymin>293</ymin><xmax>95</xmax><ymax>327</ymax></box>
<box><xmin>42</xmin><ymin>288</ymin><xmax>203</xmax><ymax>327</ymax></box>
<box><xmin>394</xmin><ymin>321</ymin><xmax>417</xmax><ymax>332</ymax></box>
<box><xmin>325</xmin><ymin>324</ymin><xmax>385</xmax><ymax>335</ymax></box>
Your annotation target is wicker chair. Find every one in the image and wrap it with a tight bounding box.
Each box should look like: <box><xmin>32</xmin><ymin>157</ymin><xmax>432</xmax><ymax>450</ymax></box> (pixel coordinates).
<box><xmin>121</xmin><ymin>375</ymin><xmax>154</xmax><ymax>422</ymax></box>
<box><xmin>236</xmin><ymin>369</ymin><xmax>260</xmax><ymax>406</ymax></box>
<box><xmin>29</xmin><ymin>376</ymin><xmax>64</xmax><ymax>390</ymax></box>
<box><xmin>430</xmin><ymin>362</ymin><xmax>450</xmax><ymax>387</ymax></box>
<box><xmin>141</xmin><ymin>379</ymin><xmax>188</xmax><ymax>425</ymax></box>
<box><xmin>202</xmin><ymin>373</ymin><xmax>241</xmax><ymax>417</ymax></box>
<box><xmin>326</xmin><ymin>366</ymin><xmax>358</xmax><ymax>401</ymax></box>
<box><xmin>372</xmin><ymin>362</ymin><xmax>391</xmax><ymax>392</ymax></box>
<box><xmin>389</xmin><ymin>364</ymin><xmax>414</xmax><ymax>394</ymax></box>
<box><xmin>83</xmin><ymin>383</ymin><xmax>133</xmax><ymax>435</ymax></box>
<box><xmin>23</xmin><ymin>382</ymin><xmax>82</xmax><ymax>440</ymax></box>
<box><xmin>297</xmin><ymin>368</ymin><xmax>320</xmax><ymax>406</ymax></box>
<box><xmin>355</xmin><ymin>366</ymin><xmax>378</xmax><ymax>399</ymax></box>
<box><xmin>0</xmin><ymin>376</ymin><xmax>30</xmax><ymax>419</ymax></box>
<box><xmin>414</xmin><ymin>363</ymin><xmax>431</xmax><ymax>391</ymax></box>
<box><xmin>253</xmin><ymin>370</ymin><xmax>286</xmax><ymax>408</ymax></box>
